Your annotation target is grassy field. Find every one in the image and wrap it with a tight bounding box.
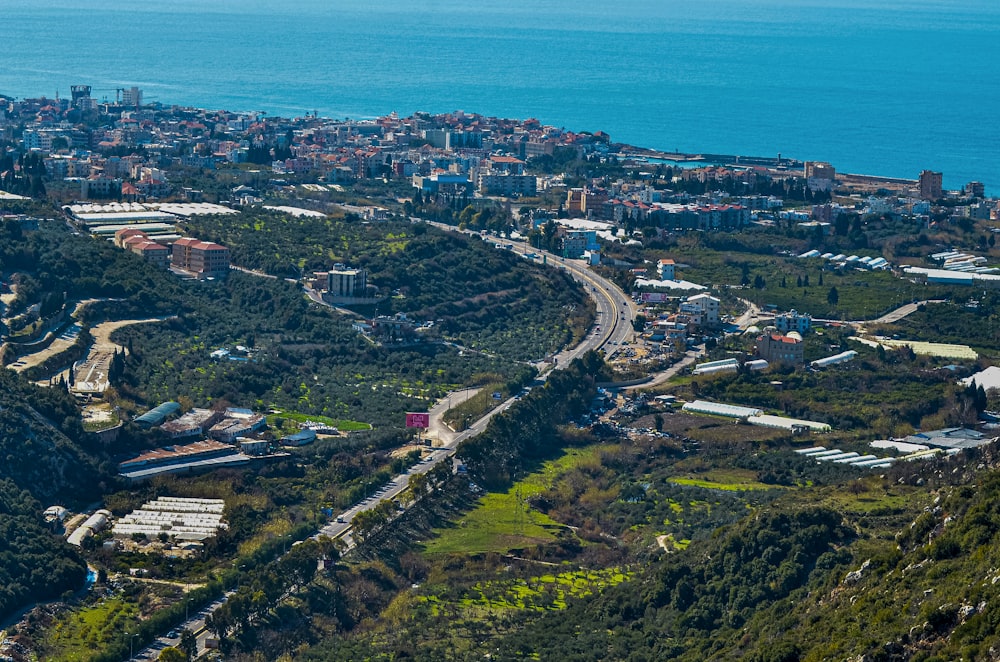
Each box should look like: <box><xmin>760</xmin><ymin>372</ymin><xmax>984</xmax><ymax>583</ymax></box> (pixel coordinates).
<box><xmin>423</xmin><ymin>446</ymin><xmax>613</xmax><ymax>555</ymax></box>
<box><xmin>416</xmin><ymin>568</ymin><xmax>634</xmax><ymax>614</ymax></box>
<box><xmin>421</xmin><ymin>491</ymin><xmax>562</xmax><ymax>555</ymax></box>
<box><xmin>668</xmin><ymin>467</ymin><xmax>787</xmax><ymax>491</ymax></box>
<box><xmin>44</xmin><ymin>598</ymin><xmax>139</xmax><ymax>661</ymax></box>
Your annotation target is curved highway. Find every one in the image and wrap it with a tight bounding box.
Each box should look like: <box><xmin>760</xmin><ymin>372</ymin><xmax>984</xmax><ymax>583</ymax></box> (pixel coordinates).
<box><xmin>137</xmin><ymin>218</ymin><xmax>637</xmax><ymax>660</ymax></box>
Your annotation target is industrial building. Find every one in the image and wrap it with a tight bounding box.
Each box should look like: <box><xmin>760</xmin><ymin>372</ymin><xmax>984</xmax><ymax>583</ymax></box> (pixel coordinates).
<box><xmin>118</xmin><ymin>439</ymin><xmax>251</xmax><ymax>482</ymax></box>
<box><xmin>133</xmin><ymin>401</ymin><xmax>182</xmax><ymax>429</ymax></box>
<box><xmin>904</xmin><ymin>427</ymin><xmax>996</xmax><ymax>450</ymax></box>
<box><xmin>208</xmin><ymin>410</ymin><xmax>267</xmax><ymax>442</ymax></box>
<box><xmin>746</xmin><ymin>414</ymin><xmax>831</xmax><ymax>432</ymax></box>
<box><xmin>160</xmin><ymin>408</ymin><xmax>223</xmax><ymax>439</ymax></box>
<box><xmin>281</xmin><ymin>429</ymin><xmax>317</xmax><ymax>446</ymax></box>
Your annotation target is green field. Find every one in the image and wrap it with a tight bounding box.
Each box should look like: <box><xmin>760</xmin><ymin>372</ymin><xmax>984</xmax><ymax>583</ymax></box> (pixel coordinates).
<box><xmin>423</xmin><ymin>446</ymin><xmax>612</xmax><ymax>555</ymax></box>
<box><xmin>417</xmin><ymin>567</ymin><xmax>634</xmax><ymax>614</ymax></box>
<box><xmin>44</xmin><ymin>598</ymin><xmax>139</xmax><ymax>661</ymax></box>
<box><xmin>421</xmin><ymin>491</ymin><xmax>562</xmax><ymax>555</ymax></box>
<box><xmin>668</xmin><ymin>468</ymin><xmax>787</xmax><ymax>492</ymax></box>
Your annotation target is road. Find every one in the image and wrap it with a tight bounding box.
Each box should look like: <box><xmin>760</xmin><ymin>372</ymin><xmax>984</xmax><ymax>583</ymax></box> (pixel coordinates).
<box><xmin>622</xmin><ymin>345</ymin><xmax>705</xmax><ymax>390</ymax></box>
<box><xmin>137</xmin><ymin>219</ymin><xmax>638</xmax><ymax>660</ymax></box>
<box><xmin>310</xmin><ymin>223</ymin><xmax>636</xmax><ymax>547</ymax></box>
<box><xmin>422</xmin><ymin>221</ymin><xmax>636</xmax><ymax>362</ymax></box>
<box><xmin>855</xmin><ymin>299</ymin><xmax>946</xmax><ymax>326</ymax></box>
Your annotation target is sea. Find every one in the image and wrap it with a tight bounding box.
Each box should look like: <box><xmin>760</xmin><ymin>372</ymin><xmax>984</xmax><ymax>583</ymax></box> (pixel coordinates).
<box><xmin>2</xmin><ymin>0</ymin><xmax>999</xmax><ymax>193</ymax></box>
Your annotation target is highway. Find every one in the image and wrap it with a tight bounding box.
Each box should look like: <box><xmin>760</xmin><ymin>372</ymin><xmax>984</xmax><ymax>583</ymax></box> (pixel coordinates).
<box><xmin>136</xmin><ymin>219</ymin><xmax>637</xmax><ymax>660</ymax></box>
<box><xmin>314</xmin><ymin>230</ymin><xmax>638</xmax><ymax>544</ymax></box>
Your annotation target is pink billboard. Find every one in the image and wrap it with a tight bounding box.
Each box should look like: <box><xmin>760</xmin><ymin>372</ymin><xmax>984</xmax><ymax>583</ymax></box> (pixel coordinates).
<box><xmin>406</xmin><ymin>412</ymin><xmax>430</xmax><ymax>428</ymax></box>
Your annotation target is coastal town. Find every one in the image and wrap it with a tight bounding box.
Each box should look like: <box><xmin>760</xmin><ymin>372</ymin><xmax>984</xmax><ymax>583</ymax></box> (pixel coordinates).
<box><xmin>5</xmin><ymin>84</ymin><xmax>1000</xmax><ymax>661</ymax></box>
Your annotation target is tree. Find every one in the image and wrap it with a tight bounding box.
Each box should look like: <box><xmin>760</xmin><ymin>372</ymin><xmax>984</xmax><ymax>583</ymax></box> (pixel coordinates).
<box><xmin>158</xmin><ymin>647</ymin><xmax>188</xmax><ymax>662</ymax></box>
<box><xmin>179</xmin><ymin>630</ymin><xmax>197</xmax><ymax>659</ymax></box>
<box><xmin>827</xmin><ymin>287</ymin><xmax>839</xmax><ymax>306</ymax></box>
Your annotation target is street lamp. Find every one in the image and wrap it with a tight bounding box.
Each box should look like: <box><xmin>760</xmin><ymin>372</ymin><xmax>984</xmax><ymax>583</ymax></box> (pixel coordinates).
<box><xmin>129</xmin><ymin>633</ymin><xmax>139</xmax><ymax>659</ymax></box>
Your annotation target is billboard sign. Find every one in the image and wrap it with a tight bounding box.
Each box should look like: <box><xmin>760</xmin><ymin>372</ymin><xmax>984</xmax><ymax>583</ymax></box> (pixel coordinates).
<box><xmin>641</xmin><ymin>292</ymin><xmax>670</xmax><ymax>303</ymax></box>
<box><xmin>405</xmin><ymin>412</ymin><xmax>430</xmax><ymax>428</ymax></box>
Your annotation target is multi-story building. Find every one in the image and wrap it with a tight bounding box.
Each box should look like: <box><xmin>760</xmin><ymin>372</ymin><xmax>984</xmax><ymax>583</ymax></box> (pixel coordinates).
<box><xmin>125</xmin><ymin>238</ymin><xmax>170</xmax><ymax>268</ymax></box>
<box><xmin>120</xmin><ymin>86</ymin><xmax>143</xmax><ymax>107</ymax></box>
<box><xmin>477</xmin><ymin>172</ymin><xmax>536</xmax><ymax>197</ymax></box>
<box><xmin>804</xmin><ymin>161</ymin><xmax>836</xmax><ymax>180</ymax></box>
<box><xmin>773</xmin><ymin>309</ymin><xmax>812</xmax><ymax>334</ymax></box>
<box><xmin>81</xmin><ymin>175</ymin><xmax>122</xmax><ymax>200</ymax></box>
<box><xmin>682</xmin><ymin>293</ymin><xmax>720</xmax><ymax>327</ymax></box>
<box><xmin>171</xmin><ymin>237</ymin><xmax>230</xmax><ymax>279</ymax></box>
<box><xmin>326</xmin><ymin>267</ymin><xmax>367</xmax><ymax>297</ymax></box>
<box><xmin>756</xmin><ymin>333</ymin><xmax>804</xmax><ymax>365</ymax></box>
<box><xmin>657</xmin><ymin>259</ymin><xmax>676</xmax><ymax>280</ymax></box>
<box><xmin>919</xmin><ymin>170</ymin><xmax>943</xmax><ymax>200</ymax></box>
<box><xmin>562</xmin><ymin>230</ymin><xmax>599</xmax><ymax>259</ymax></box>
<box><xmin>966</xmin><ymin>181</ymin><xmax>986</xmax><ymax>198</ymax></box>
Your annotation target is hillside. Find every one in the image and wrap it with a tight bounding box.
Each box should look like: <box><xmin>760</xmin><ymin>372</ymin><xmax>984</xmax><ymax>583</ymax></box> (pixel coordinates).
<box><xmin>493</xmin><ymin>452</ymin><xmax>1000</xmax><ymax>662</ymax></box>
<box><xmin>0</xmin><ymin>369</ymin><xmax>101</xmax><ymax>623</ymax></box>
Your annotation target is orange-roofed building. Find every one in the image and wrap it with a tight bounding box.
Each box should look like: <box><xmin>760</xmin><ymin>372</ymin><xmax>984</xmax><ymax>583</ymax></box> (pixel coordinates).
<box><xmin>115</xmin><ymin>227</ymin><xmax>147</xmax><ymax>248</ymax></box>
<box><xmin>756</xmin><ymin>333</ymin><xmax>804</xmax><ymax>365</ymax></box>
<box><xmin>129</xmin><ymin>240</ymin><xmax>170</xmax><ymax>268</ymax></box>
<box><xmin>172</xmin><ymin>237</ymin><xmax>230</xmax><ymax>279</ymax></box>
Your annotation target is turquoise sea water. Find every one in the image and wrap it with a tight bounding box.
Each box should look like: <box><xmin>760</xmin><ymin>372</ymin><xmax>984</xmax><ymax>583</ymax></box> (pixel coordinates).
<box><xmin>1</xmin><ymin>0</ymin><xmax>998</xmax><ymax>193</ymax></box>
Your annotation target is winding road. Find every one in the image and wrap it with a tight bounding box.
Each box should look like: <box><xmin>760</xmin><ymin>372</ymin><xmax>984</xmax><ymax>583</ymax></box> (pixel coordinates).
<box><xmin>135</xmin><ymin>220</ymin><xmax>637</xmax><ymax>660</ymax></box>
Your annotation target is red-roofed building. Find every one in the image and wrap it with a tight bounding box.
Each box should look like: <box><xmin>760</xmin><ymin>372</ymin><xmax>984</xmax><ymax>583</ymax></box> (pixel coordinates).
<box><xmin>129</xmin><ymin>240</ymin><xmax>170</xmax><ymax>268</ymax></box>
<box><xmin>172</xmin><ymin>237</ymin><xmax>230</xmax><ymax>279</ymax></box>
<box><xmin>487</xmin><ymin>155</ymin><xmax>526</xmax><ymax>174</ymax></box>
<box><xmin>756</xmin><ymin>333</ymin><xmax>804</xmax><ymax>365</ymax></box>
<box><xmin>115</xmin><ymin>228</ymin><xmax>147</xmax><ymax>248</ymax></box>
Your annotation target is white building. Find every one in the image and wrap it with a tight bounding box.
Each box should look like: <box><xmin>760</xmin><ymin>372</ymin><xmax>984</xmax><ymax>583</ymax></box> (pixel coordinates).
<box><xmin>682</xmin><ymin>293</ymin><xmax>720</xmax><ymax>326</ymax></box>
<box><xmin>773</xmin><ymin>309</ymin><xmax>811</xmax><ymax>334</ymax></box>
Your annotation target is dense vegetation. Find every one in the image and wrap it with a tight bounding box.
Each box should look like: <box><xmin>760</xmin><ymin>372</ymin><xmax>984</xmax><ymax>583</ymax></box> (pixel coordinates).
<box><xmin>183</xmin><ymin>210</ymin><xmax>594</xmax><ymax>360</ymax></box>
<box><xmin>0</xmin><ymin>480</ymin><xmax>87</xmax><ymax>623</ymax></box>
<box><xmin>0</xmin><ymin>207</ymin><xmax>593</xmax><ymax>632</ymax></box>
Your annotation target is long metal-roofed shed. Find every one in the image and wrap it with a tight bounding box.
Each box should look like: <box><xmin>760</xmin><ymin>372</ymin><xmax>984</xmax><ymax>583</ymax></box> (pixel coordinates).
<box><xmin>682</xmin><ymin>400</ymin><xmax>762</xmax><ymax>419</ymax></box>
<box><xmin>133</xmin><ymin>401</ymin><xmax>181</xmax><ymax>429</ymax></box>
<box><xmin>904</xmin><ymin>427</ymin><xmax>996</xmax><ymax>450</ymax></box>
<box><xmin>281</xmin><ymin>429</ymin><xmax>317</xmax><ymax>447</ymax></box>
